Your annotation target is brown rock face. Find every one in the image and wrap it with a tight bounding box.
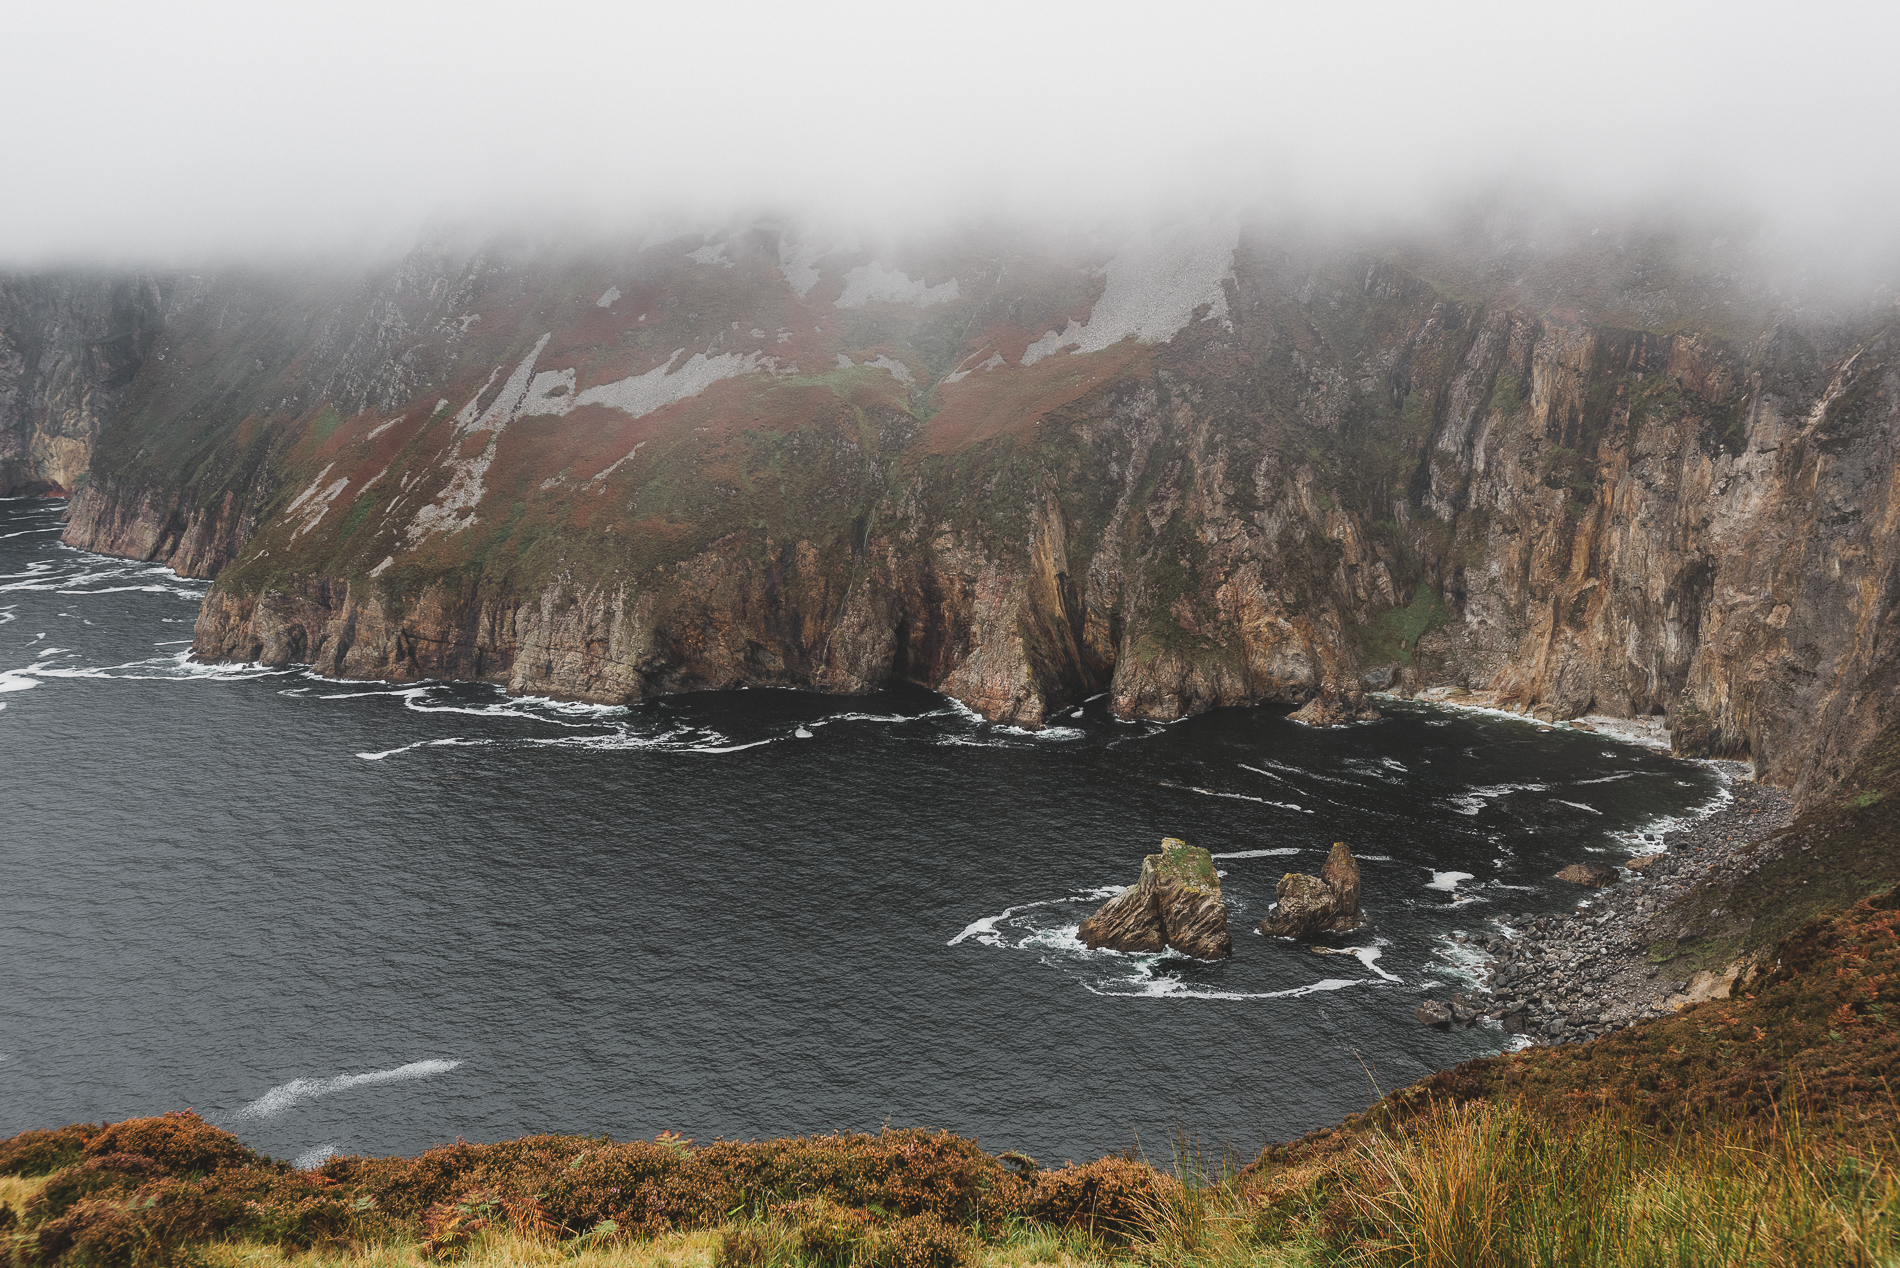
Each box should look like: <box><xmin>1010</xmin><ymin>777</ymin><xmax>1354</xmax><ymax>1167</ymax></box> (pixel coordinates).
<box><xmin>1556</xmin><ymin>861</ymin><xmax>1619</xmax><ymax>887</ymax></box>
<box><xmin>34</xmin><ymin>227</ymin><xmax>1900</xmax><ymax>809</ymax></box>
<box><xmin>1258</xmin><ymin>842</ymin><xmax>1367</xmax><ymax>937</ymax></box>
<box><xmin>1287</xmin><ymin>680</ymin><xmax>1382</xmax><ymax>727</ymax></box>
<box><xmin>1319</xmin><ymin>841</ymin><xmax>1361</xmax><ymax>913</ymax></box>
<box><xmin>1079</xmin><ymin>839</ymin><xmax>1231</xmax><ymax>960</ymax></box>
<box><xmin>1075</xmin><ymin>883</ymin><xmax>1165</xmax><ymax>954</ymax></box>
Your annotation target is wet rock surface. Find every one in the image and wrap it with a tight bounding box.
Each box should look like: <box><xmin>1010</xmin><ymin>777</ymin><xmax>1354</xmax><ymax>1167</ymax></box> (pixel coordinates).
<box><xmin>1450</xmin><ymin>765</ymin><xmax>1795</xmax><ymax>1045</ymax></box>
<box><xmin>1288</xmin><ymin>680</ymin><xmax>1382</xmax><ymax>727</ymax></box>
<box><xmin>1258</xmin><ymin>842</ymin><xmax>1366</xmax><ymax>938</ymax></box>
<box><xmin>1080</xmin><ymin>838</ymin><xmax>1232</xmax><ymax>960</ymax></box>
<box><xmin>1555</xmin><ymin>861</ymin><xmax>1618</xmax><ymax>887</ymax></box>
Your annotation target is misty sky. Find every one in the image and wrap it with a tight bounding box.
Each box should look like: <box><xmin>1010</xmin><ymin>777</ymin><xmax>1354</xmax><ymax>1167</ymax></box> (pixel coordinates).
<box><xmin>7</xmin><ymin>0</ymin><xmax>1898</xmax><ymax>265</ymax></box>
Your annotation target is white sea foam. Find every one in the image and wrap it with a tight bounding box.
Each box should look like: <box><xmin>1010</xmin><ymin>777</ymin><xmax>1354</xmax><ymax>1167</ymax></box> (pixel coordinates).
<box><xmin>1161</xmin><ymin>781</ymin><xmax>1308</xmax><ymax>812</ymax></box>
<box><xmin>1552</xmin><ymin>799</ymin><xmax>1602</xmax><ymax>814</ymax></box>
<box><xmin>1344</xmin><ymin>943</ymin><xmax>1402</xmax><ymax>982</ymax></box>
<box><xmin>1085</xmin><ymin>976</ymin><xmax>1376</xmax><ymax>1001</ymax></box>
<box><xmin>1426</xmin><ymin>871</ymin><xmax>1475</xmax><ymax>892</ymax></box>
<box><xmin>356</xmin><ymin>737</ymin><xmax>494</xmax><ymax>761</ymax></box>
<box><xmin>1209</xmin><ymin>848</ymin><xmax>1303</xmax><ymax>859</ymax></box>
<box><xmin>947</xmin><ymin>888</ymin><xmax>1117</xmax><ymax>946</ymax></box>
<box><xmin>237</xmin><ymin>1059</ymin><xmax>462</xmax><ymax>1118</ymax></box>
<box><xmin>683</xmin><ymin>737</ymin><xmax>777</xmax><ymax>754</ymax></box>
<box><xmin>1447</xmin><ymin>782</ymin><xmax>1549</xmax><ymax>815</ymax></box>
<box><xmin>293</xmin><ymin>1144</ymin><xmax>339</xmax><ymax>1170</ymax></box>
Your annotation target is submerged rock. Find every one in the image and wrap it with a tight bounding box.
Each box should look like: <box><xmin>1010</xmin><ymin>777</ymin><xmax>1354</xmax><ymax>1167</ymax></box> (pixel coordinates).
<box><xmin>1257</xmin><ymin>841</ymin><xmax>1367</xmax><ymax>938</ymax></box>
<box><xmin>1556</xmin><ymin>861</ymin><xmax>1619</xmax><ymax>887</ymax></box>
<box><xmin>1079</xmin><ymin>838</ymin><xmax>1232</xmax><ymax>960</ymax></box>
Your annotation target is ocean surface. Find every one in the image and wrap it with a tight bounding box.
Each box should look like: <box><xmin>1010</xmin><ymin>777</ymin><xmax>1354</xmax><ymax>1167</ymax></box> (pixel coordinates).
<box><xmin>0</xmin><ymin>495</ymin><xmax>1724</xmax><ymax>1167</ymax></box>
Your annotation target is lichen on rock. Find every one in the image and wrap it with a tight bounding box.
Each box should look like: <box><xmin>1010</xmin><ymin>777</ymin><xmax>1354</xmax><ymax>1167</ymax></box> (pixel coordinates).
<box><xmin>1079</xmin><ymin>838</ymin><xmax>1231</xmax><ymax>960</ymax></box>
<box><xmin>1258</xmin><ymin>842</ymin><xmax>1367</xmax><ymax>938</ymax></box>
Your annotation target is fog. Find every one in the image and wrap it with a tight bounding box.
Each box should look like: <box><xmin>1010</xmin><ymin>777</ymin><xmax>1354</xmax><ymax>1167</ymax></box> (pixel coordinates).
<box><xmin>7</xmin><ymin>0</ymin><xmax>1899</xmax><ymax>275</ymax></box>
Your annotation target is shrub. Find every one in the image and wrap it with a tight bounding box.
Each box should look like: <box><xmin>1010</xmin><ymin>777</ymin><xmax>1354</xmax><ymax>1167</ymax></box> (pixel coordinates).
<box><xmin>82</xmin><ymin>1110</ymin><xmax>255</xmax><ymax>1176</ymax></box>
<box><xmin>28</xmin><ymin>1152</ymin><xmax>163</xmax><ymax>1223</ymax></box>
<box><xmin>420</xmin><ymin>1185</ymin><xmax>503</xmax><ymax>1261</ymax></box>
<box><xmin>867</xmin><ymin>1211</ymin><xmax>973</xmax><ymax>1268</ymax></box>
<box><xmin>715</xmin><ymin>1220</ymin><xmax>793</xmax><ymax>1268</ymax></box>
<box><xmin>786</xmin><ymin>1198</ymin><xmax>871</xmax><ymax>1268</ymax></box>
<box><xmin>0</xmin><ymin>1123</ymin><xmax>98</xmax><ymax>1177</ymax></box>
<box><xmin>1024</xmin><ymin>1155</ymin><xmax>1172</xmax><ymax>1243</ymax></box>
<box><xmin>539</xmin><ymin>1139</ymin><xmax>701</xmax><ymax>1236</ymax></box>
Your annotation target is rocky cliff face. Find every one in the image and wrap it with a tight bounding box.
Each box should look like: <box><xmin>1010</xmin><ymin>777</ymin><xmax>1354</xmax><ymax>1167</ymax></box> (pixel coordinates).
<box><xmin>37</xmin><ymin>219</ymin><xmax>1900</xmax><ymax>804</ymax></box>
<box><xmin>0</xmin><ymin>275</ymin><xmax>166</xmax><ymax>497</ymax></box>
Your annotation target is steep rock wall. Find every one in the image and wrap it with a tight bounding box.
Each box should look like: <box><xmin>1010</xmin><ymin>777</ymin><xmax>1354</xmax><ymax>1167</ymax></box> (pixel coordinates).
<box><xmin>0</xmin><ymin>275</ymin><xmax>166</xmax><ymax>496</ymax></box>
<box><xmin>49</xmin><ymin>226</ymin><xmax>1900</xmax><ymax>806</ymax></box>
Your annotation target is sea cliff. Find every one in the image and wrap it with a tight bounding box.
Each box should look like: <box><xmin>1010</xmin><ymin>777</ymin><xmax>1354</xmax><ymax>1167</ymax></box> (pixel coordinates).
<box><xmin>10</xmin><ymin>219</ymin><xmax>1895</xmax><ymax>805</ymax></box>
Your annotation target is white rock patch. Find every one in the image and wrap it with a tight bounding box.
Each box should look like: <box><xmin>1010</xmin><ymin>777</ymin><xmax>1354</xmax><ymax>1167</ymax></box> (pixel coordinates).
<box><xmin>943</xmin><ymin>351</ymin><xmax>1005</xmax><ymax>384</ymax></box>
<box><xmin>574</xmin><ymin>349</ymin><xmax>765</xmax><ymax>419</ymax></box>
<box><xmin>284</xmin><ymin>464</ymin><xmax>336</xmax><ymax>516</ymax></box>
<box><xmin>777</xmin><ymin>240</ymin><xmax>824</xmax><ymax>297</ymax></box>
<box><xmin>687</xmin><ymin>241</ymin><xmax>732</xmax><ymax>267</ymax></box>
<box><xmin>406</xmin><ymin>334</ymin><xmax>550</xmax><ymax>546</ymax></box>
<box><xmin>287</xmin><ymin>470</ymin><xmax>351</xmax><ymax>539</ymax></box>
<box><xmin>1021</xmin><ymin>217</ymin><xmax>1238</xmax><ymax>366</ymax></box>
<box><xmin>868</xmin><ymin>355</ymin><xmax>914</xmax><ymax>387</ymax></box>
<box><xmin>596</xmin><ymin>286</ymin><xmax>621</xmax><ymax>308</ymax></box>
<box><xmin>835</xmin><ymin>263</ymin><xmax>959</xmax><ymax>309</ymax></box>
<box><xmin>518</xmin><ymin>367</ymin><xmax>577</xmax><ymax>417</ymax></box>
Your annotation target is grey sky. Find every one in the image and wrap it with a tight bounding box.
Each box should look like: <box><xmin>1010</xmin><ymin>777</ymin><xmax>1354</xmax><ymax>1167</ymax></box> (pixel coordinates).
<box><xmin>6</xmin><ymin>0</ymin><xmax>1897</xmax><ymax>265</ymax></box>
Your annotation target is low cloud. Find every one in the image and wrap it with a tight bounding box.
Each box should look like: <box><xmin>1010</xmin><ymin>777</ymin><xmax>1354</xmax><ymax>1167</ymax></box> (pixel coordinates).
<box><xmin>6</xmin><ymin>0</ymin><xmax>1898</xmax><ymax>277</ymax></box>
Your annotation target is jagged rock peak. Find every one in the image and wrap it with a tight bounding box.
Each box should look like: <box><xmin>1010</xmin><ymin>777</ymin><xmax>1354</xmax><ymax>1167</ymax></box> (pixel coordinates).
<box><xmin>1258</xmin><ymin>841</ymin><xmax>1367</xmax><ymax>938</ymax></box>
<box><xmin>1079</xmin><ymin>838</ymin><xmax>1232</xmax><ymax>961</ymax></box>
<box><xmin>1288</xmin><ymin>680</ymin><xmax>1382</xmax><ymax>727</ymax></box>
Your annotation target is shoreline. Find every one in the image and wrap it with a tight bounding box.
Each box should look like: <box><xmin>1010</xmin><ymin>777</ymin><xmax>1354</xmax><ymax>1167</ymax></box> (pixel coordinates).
<box><xmin>1453</xmin><ymin>761</ymin><xmax>1794</xmax><ymax>1044</ymax></box>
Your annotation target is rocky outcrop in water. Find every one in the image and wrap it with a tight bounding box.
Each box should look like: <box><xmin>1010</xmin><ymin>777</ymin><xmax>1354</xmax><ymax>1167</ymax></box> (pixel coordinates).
<box><xmin>1556</xmin><ymin>861</ymin><xmax>1619</xmax><ymax>888</ymax></box>
<box><xmin>1257</xmin><ymin>842</ymin><xmax>1366</xmax><ymax>938</ymax></box>
<box><xmin>1079</xmin><ymin>839</ymin><xmax>1231</xmax><ymax>960</ymax></box>
<box><xmin>1288</xmin><ymin>681</ymin><xmax>1381</xmax><ymax>727</ymax></box>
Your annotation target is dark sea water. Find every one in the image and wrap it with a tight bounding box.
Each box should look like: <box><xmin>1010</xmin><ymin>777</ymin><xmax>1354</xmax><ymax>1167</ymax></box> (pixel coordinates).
<box><xmin>0</xmin><ymin>496</ymin><xmax>1724</xmax><ymax>1167</ymax></box>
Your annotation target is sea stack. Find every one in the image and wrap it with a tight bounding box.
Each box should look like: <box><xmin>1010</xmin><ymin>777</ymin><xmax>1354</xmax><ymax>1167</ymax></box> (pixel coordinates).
<box><xmin>1079</xmin><ymin>838</ymin><xmax>1232</xmax><ymax>961</ymax></box>
<box><xmin>1287</xmin><ymin>680</ymin><xmax>1383</xmax><ymax>726</ymax></box>
<box><xmin>1257</xmin><ymin>842</ymin><xmax>1367</xmax><ymax>937</ymax></box>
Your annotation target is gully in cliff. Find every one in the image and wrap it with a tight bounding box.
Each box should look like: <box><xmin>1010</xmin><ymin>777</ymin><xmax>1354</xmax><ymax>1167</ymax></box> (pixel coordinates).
<box><xmin>1079</xmin><ymin>838</ymin><xmax>1232</xmax><ymax>960</ymax></box>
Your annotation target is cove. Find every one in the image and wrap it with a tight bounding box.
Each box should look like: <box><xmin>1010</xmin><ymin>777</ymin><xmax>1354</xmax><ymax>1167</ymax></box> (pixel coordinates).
<box><xmin>0</xmin><ymin>497</ymin><xmax>1723</xmax><ymax>1166</ymax></box>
